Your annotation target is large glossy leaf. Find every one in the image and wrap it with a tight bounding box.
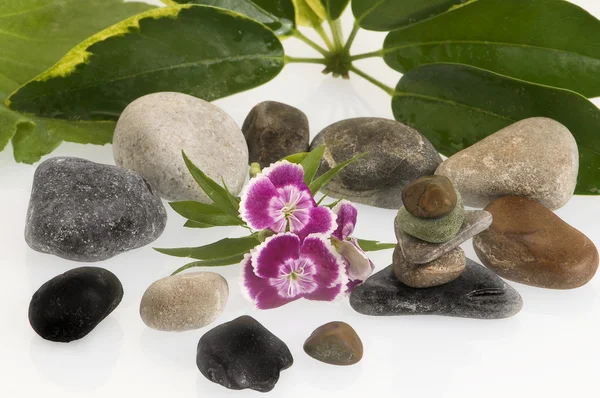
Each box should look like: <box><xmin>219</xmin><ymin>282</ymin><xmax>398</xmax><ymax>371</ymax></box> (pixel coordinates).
<box><xmin>0</xmin><ymin>0</ymin><xmax>155</xmax><ymax>162</ymax></box>
<box><xmin>384</xmin><ymin>0</ymin><xmax>600</xmax><ymax>98</ymax></box>
<box><xmin>352</xmin><ymin>0</ymin><xmax>466</xmax><ymax>31</ymax></box>
<box><xmin>162</xmin><ymin>0</ymin><xmax>295</xmax><ymax>36</ymax></box>
<box><xmin>7</xmin><ymin>5</ymin><xmax>285</xmax><ymax>120</ymax></box>
<box><xmin>391</xmin><ymin>63</ymin><xmax>600</xmax><ymax>195</ymax></box>
<box><xmin>293</xmin><ymin>0</ymin><xmax>323</xmax><ymax>27</ymax></box>
<box><xmin>306</xmin><ymin>0</ymin><xmax>348</xmax><ymax>20</ymax></box>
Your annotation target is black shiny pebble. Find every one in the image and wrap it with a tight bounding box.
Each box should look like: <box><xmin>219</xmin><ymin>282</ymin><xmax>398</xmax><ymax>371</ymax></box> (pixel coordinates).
<box><xmin>196</xmin><ymin>315</ymin><xmax>293</xmax><ymax>392</ymax></box>
<box><xmin>350</xmin><ymin>258</ymin><xmax>523</xmax><ymax>319</ymax></box>
<box><xmin>29</xmin><ymin>267</ymin><xmax>123</xmax><ymax>342</ymax></box>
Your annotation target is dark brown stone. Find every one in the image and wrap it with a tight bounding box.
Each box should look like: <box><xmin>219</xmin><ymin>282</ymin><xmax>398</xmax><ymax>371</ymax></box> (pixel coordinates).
<box><xmin>402</xmin><ymin>175</ymin><xmax>457</xmax><ymax>219</ymax></box>
<box><xmin>303</xmin><ymin>322</ymin><xmax>363</xmax><ymax>366</ymax></box>
<box><xmin>393</xmin><ymin>245</ymin><xmax>465</xmax><ymax>288</ymax></box>
<box><xmin>473</xmin><ymin>196</ymin><xmax>599</xmax><ymax>289</ymax></box>
<box><xmin>242</xmin><ymin>101</ymin><xmax>309</xmax><ymax>168</ymax></box>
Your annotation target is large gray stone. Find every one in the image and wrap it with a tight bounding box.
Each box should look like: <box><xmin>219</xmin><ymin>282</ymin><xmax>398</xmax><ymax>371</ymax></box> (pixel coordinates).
<box><xmin>25</xmin><ymin>157</ymin><xmax>167</xmax><ymax>262</ymax></box>
<box><xmin>113</xmin><ymin>92</ymin><xmax>249</xmax><ymax>202</ymax></box>
<box><xmin>140</xmin><ymin>272</ymin><xmax>228</xmax><ymax>332</ymax></box>
<box><xmin>435</xmin><ymin>117</ymin><xmax>578</xmax><ymax>210</ymax></box>
<box><xmin>350</xmin><ymin>258</ymin><xmax>523</xmax><ymax>319</ymax></box>
<box><xmin>310</xmin><ymin>118</ymin><xmax>442</xmax><ymax>209</ymax></box>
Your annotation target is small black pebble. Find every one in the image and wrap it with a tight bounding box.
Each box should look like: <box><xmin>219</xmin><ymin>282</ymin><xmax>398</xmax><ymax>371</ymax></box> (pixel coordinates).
<box><xmin>29</xmin><ymin>267</ymin><xmax>124</xmax><ymax>342</ymax></box>
<box><xmin>196</xmin><ymin>315</ymin><xmax>293</xmax><ymax>392</ymax></box>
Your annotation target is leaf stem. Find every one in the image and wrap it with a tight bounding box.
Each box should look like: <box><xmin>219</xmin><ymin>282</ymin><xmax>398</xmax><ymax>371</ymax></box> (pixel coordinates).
<box><xmin>349</xmin><ymin>50</ymin><xmax>384</xmax><ymax>61</ymax></box>
<box><xmin>292</xmin><ymin>29</ymin><xmax>330</xmax><ymax>56</ymax></box>
<box><xmin>314</xmin><ymin>25</ymin><xmax>335</xmax><ymax>51</ymax></box>
<box><xmin>328</xmin><ymin>19</ymin><xmax>345</xmax><ymax>51</ymax></box>
<box><xmin>343</xmin><ymin>22</ymin><xmax>360</xmax><ymax>53</ymax></box>
<box><xmin>349</xmin><ymin>66</ymin><xmax>396</xmax><ymax>96</ymax></box>
<box><xmin>285</xmin><ymin>56</ymin><xmax>328</xmax><ymax>65</ymax></box>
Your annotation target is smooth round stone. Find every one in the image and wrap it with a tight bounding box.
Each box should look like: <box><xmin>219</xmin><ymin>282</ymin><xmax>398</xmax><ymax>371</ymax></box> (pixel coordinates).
<box><xmin>29</xmin><ymin>267</ymin><xmax>123</xmax><ymax>342</ymax></box>
<box><xmin>396</xmin><ymin>192</ymin><xmax>465</xmax><ymax>243</ymax></box>
<box><xmin>303</xmin><ymin>322</ymin><xmax>363</xmax><ymax>366</ymax></box>
<box><xmin>25</xmin><ymin>157</ymin><xmax>167</xmax><ymax>262</ymax></box>
<box><xmin>197</xmin><ymin>316</ymin><xmax>293</xmax><ymax>392</ymax></box>
<box><xmin>402</xmin><ymin>175</ymin><xmax>457</xmax><ymax>219</ymax></box>
<box><xmin>140</xmin><ymin>272</ymin><xmax>228</xmax><ymax>332</ymax></box>
<box><xmin>393</xmin><ymin>245</ymin><xmax>466</xmax><ymax>288</ymax></box>
<box><xmin>436</xmin><ymin>118</ymin><xmax>578</xmax><ymax>210</ymax></box>
<box><xmin>113</xmin><ymin>92</ymin><xmax>249</xmax><ymax>202</ymax></box>
<box><xmin>242</xmin><ymin>101</ymin><xmax>309</xmax><ymax>168</ymax></box>
<box><xmin>310</xmin><ymin>118</ymin><xmax>442</xmax><ymax>209</ymax></box>
<box><xmin>473</xmin><ymin>196</ymin><xmax>599</xmax><ymax>289</ymax></box>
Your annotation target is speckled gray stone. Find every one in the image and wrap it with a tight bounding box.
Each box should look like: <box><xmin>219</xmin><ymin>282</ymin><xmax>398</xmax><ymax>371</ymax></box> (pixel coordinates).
<box><xmin>350</xmin><ymin>258</ymin><xmax>523</xmax><ymax>319</ymax></box>
<box><xmin>395</xmin><ymin>192</ymin><xmax>465</xmax><ymax>243</ymax></box>
<box><xmin>113</xmin><ymin>92</ymin><xmax>249</xmax><ymax>202</ymax></box>
<box><xmin>395</xmin><ymin>210</ymin><xmax>492</xmax><ymax>264</ymax></box>
<box><xmin>140</xmin><ymin>272</ymin><xmax>228</xmax><ymax>332</ymax></box>
<box><xmin>242</xmin><ymin>101</ymin><xmax>309</xmax><ymax>168</ymax></box>
<box><xmin>435</xmin><ymin>117</ymin><xmax>578</xmax><ymax>210</ymax></box>
<box><xmin>197</xmin><ymin>316</ymin><xmax>293</xmax><ymax>392</ymax></box>
<box><xmin>25</xmin><ymin>157</ymin><xmax>167</xmax><ymax>262</ymax></box>
<box><xmin>310</xmin><ymin>118</ymin><xmax>442</xmax><ymax>209</ymax></box>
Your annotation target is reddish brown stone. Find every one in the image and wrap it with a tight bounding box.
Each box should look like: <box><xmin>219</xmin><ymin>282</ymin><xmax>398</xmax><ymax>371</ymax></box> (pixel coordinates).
<box><xmin>402</xmin><ymin>175</ymin><xmax>457</xmax><ymax>219</ymax></box>
<box><xmin>473</xmin><ymin>196</ymin><xmax>598</xmax><ymax>289</ymax></box>
<box><xmin>303</xmin><ymin>322</ymin><xmax>363</xmax><ymax>366</ymax></box>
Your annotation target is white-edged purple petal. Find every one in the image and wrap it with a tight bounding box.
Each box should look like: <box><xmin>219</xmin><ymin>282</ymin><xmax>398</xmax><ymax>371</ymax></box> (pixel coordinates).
<box><xmin>338</xmin><ymin>238</ymin><xmax>375</xmax><ymax>282</ymax></box>
<box><xmin>332</xmin><ymin>200</ymin><xmax>358</xmax><ymax>240</ymax></box>
<box><xmin>296</xmin><ymin>206</ymin><xmax>336</xmax><ymax>241</ymax></box>
<box><xmin>239</xmin><ymin>175</ymin><xmax>279</xmax><ymax>231</ymax></box>
<box><xmin>300</xmin><ymin>234</ymin><xmax>348</xmax><ymax>291</ymax></box>
<box><xmin>262</xmin><ymin>160</ymin><xmax>306</xmax><ymax>189</ymax></box>
<box><xmin>241</xmin><ymin>254</ymin><xmax>297</xmax><ymax>310</ymax></box>
<box><xmin>252</xmin><ymin>233</ymin><xmax>301</xmax><ymax>279</ymax></box>
<box><xmin>305</xmin><ymin>283</ymin><xmax>345</xmax><ymax>302</ymax></box>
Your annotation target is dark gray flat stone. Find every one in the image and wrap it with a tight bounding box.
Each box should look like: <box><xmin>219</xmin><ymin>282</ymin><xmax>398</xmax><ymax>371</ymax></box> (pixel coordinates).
<box><xmin>395</xmin><ymin>210</ymin><xmax>492</xmax><ymax>264</ymax></box>
<box><xmin>349</xmin><ymin>258</ymin><xmax>523</xmax><ymax>320</ymax></box>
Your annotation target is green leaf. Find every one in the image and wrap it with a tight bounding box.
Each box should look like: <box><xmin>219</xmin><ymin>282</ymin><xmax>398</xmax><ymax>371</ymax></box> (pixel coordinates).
<box><xmin>307</xmin><ymin>0</ymin><xmax>349</xmax><ymax>21</ymax></box>
<box><xmin>384</xmin><ymin>0</ymin><xmax>600</xmax><ymax>98</ymax></box>
<box><xmin>184</xmin><ymin>220</ymin><xmax>214</xmax><ymax>228</ymax></box>
<box><xmin>171</xmin><ymin>254</ymin><xmax>245</xmax><ymax>275</ymax></box>
<box><xmin>170</xmin><ymin>201</ymin><xmax>243</xmax><ymax>226</ymax></box>
<box><xmin>352</xmin><ymin>0</ymin><xmax>467</xmax><ymax>31</ymax></box>
<box><xmin>293</xmin><ymin>0</ymin><xmax>323</xmax><ymax>27</ymax></box>
<box><xmin>162</xmin><ymin>0</ymin><xmax>295</xmax><ymax>36</ymax></box>
<box><xmin>0</xmin><ymin>0</ymin><xmax>155</xmax><ymax>161</ymax></box>
<box><xmin>7</xmin><ymin>5</ymin><xmax>285</xmax><ymax>121</ymax></box>
<box><xmin>391</xmin><ymin>63</ymin><xmax>600</xmax><ymax>195</ymax></box>
<box><xmin>356</xmin><ymin>239</ymin><xmax>396</xmax><ymax>252</ymax></box>
<box><xmin>300</xmin><ymin>145</ymin><xmax>325</xmax><ymax>184</ymax></box>
<box><xmin>309</xmin><ymin>152</ymin><xmax>366</xmax><ymax>195</ymax></box>
<box><xmin>155</xmin><ymin>236</ymin><xmax>259</xmax><ymax>260</ymax></box>
<box><xmin>182</xmin><ymin>151</ymin><xmax>242</xmax><ymax>218</ymax></box>
<box><xmin>283</xmin><ymin>152</ymin><xmax>309</xmax><ymax>164</ymax></box>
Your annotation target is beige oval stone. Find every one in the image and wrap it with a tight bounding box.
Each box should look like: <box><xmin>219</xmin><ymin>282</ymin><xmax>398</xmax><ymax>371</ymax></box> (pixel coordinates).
<box><xmin>140</xmin><ymin>272</ymin><xmax>228</xmax><ymax>332</ymax></box>
<box><xmin>435</xmin><ymin>118</ymin><xmax>578</xmax><ymax>210</ymax></box>
<box><xmin>393</xmin><ymin>245</ymin><xmax>466</xmax><ymax>288</ymax></box>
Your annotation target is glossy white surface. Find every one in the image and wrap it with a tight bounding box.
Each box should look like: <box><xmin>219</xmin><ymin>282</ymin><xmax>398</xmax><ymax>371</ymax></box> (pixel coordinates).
<box><xmin>2</xmin><ymin>1</ymin><xmax>599</xmax><ymax>397</ymax></box>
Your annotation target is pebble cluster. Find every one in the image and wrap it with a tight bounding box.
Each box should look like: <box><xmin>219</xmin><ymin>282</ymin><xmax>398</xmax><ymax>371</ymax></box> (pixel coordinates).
<box><xmin>22</xmin><ymin>93</ymin><xmax>599</xmax><ymax>393</ymax></box>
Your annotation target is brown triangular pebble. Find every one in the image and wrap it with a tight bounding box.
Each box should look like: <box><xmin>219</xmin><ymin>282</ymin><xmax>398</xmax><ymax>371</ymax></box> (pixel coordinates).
<box><xmin>303</xmin><ymin>322</ymin><xmax>363</xmax><ymax>366</ymax></box>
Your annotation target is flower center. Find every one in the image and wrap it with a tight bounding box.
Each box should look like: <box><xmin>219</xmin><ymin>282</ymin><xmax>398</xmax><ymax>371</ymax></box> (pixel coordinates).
<box><xmin>268</xmin><ymin>185</ymin><xmax>313</xmax><ymax>233</ymax></box>
<box><xmin>270</xmin><ymin>258</ymin><xmax>318</xmax><ymax>298</ymax></box>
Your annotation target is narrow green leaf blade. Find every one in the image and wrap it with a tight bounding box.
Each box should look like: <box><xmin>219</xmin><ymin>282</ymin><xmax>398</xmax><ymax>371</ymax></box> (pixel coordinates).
<box><xmin>182</xmin><ymin>151</ymin><xmax>242</xmax><ymax>218</ymax></box>
<box><xmin>7</xmin><ymin>5</ymin><xmax>285</xmax><ymax>120</ymax></box>
<box><xmin>171</xmin><ymin>254</ymin><xmax>245</xmax><ymax>275</ymax></box>
<box><xmin>155</xmin><ymin>236</ymin><xmax>259</xmax><ymax>260</ymax></box>
<box><xmin>391</xmin><ymin>63</ymin><xmax>600</xmax><ymax>195</ymax></box>
<box><xmin>356</xmin><ymin>239</ymin><xmax>396</xmax><ymax>252</ymax></box>
<box><xmin>163</xmin><ymin>0</ymin><xmax>296</xmax><ymax>36</ymax></box>
<box><xmin>352</xmin><ymin>0</ymin><xmax>466</xmax><ymax>31</ymax></box>
<box><xmin>184</xmin><ymin>220</ymin><xmax>214</xmax><ymax>228</ymax></box>
<box><xmin>300</xmin><ymin>145</ymin><xmax>326</xmax><ymax>184</ymax></box>
<box><xmin>309</xmin><ymin>153</ymin><xmax>366</xmax><ymax>195</ymax></box>
<box><xmin>384</xmin><ymin>0</ymin><xmax>600</xmax><ymax>98</ymax></box>
<box><xmin>170</xmin><ymin>201</ymin><xmax>243</xmax><ymax>226</ymax></box>
<box><xmin>283</xmin><ymin>152</ymin><xmax>309</xmax><ymax>164</ymax></box>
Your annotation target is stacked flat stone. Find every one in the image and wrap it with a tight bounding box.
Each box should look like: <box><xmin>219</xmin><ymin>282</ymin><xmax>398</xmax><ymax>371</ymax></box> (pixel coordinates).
<box><xmin>393</xmin><ymin>176</ymin><xmax>492</xmax><ymax>288</ymax></box>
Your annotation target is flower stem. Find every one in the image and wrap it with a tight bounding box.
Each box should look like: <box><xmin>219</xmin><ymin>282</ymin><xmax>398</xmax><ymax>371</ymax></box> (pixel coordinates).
<box><xmin>349</xmin><ymin>50</ymin><xmax>384</xmax><ymax>61</ymax></box>
<box><xmin>292</xmin><ymin>29</ymin><xmax>330</xmax><ymax>57</ymax></box>
<box><xmin>314</xmin><ymin>25</ymin><xmax>335</xmax><ymax>51</ymax></box>
<box><xmin>349</xmin><ymin>66</ymin><xmax>396</xmax><ymax>96</ymax></box>
<box><xmin>285</xmin><ymin>56</ymin><xmax>328</xmax><ymax>65</ymax></box>
<box><xmin>328</xmin><ymin>19</ymin><xmax>345</xmax><ymax>51</ymax></box>
<box><xmin>343</xmin><ymin>22</ymin><xmax>360</xmax><ymax>53</ymax></box>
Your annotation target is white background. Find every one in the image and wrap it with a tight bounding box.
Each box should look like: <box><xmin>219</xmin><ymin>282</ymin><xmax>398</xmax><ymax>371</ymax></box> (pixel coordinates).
<box><xmin>2</xmin><ymin>1</ymin><xmax>600</xmax><ymax>397</ymax></box>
